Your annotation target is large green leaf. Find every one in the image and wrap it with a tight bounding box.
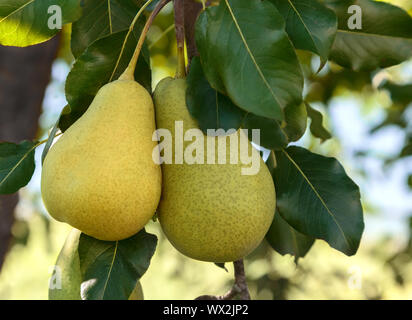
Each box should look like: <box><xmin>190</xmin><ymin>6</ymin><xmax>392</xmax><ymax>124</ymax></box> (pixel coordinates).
<box><xmin>186</xmin><ymin>58</ymin><xmax>306</xmax><ymax>147</ymax></box>
<box><xmin>273</xmin><ymin>146</ymin><xmax>364</xmax><ymax>256</ymax></box>
<box><xmin>242</xmin><ymin>114</ymin><xmax>288</xmax><ymax>150</ymax></box>
<box><xmin>0</xmin><ymin>0</ymin><xmax>82</xmax><ymax>46</ymax></box>
<box><xmin>270</xmin><ymin>0</ymin><xmax>337</xmax><ymax>64</ymax></box>
<box><xmin>241</xmin><ymin>102</ymin><xmax>307</xmax><ymax>150</ymax></box>
<box><xmin>325</xmin><ymin>0</ymin><xmax>412</xmax><ymax>71</ymax></box>
<box><xmin>265</xmin><ymin>151</ymin><xmax>314</xmax><ymax>261</ymax></box>
<box><xmin>0</xmin><ymin>141</ymin><xmax>36</xmax><ymax>194</ymax></box>
<box><xmin>186</xmin><ymin>57</ymin><xmax>246</xmax><ymax>133</ymax></box>
<box><xmin>195</xmin><ymin>0</ymin><xmax>304</xmax><ymax>121</ymax></box>
<box><xmin>79</xmin><ymin>229</ymin><xmax>157</xmax><ymax>300</ymax></box>
<box><xmin>61</xmin><ymin>29</ymin><xmax>151</xmax><ymax>131</ymax></box>
<box><xmin>266</xmin><ymin>211</ymin><xmax>315</xmax><ymax>262</ymax></box>
<box><xmin>71</xmin><ymin>0</ymin><xmax>142</xmax><ymax>58</ymax></box>
<box><xmin>283</xmin><ymin>102</ymin><xmax>307</xmax><ymax>142</ymax></box>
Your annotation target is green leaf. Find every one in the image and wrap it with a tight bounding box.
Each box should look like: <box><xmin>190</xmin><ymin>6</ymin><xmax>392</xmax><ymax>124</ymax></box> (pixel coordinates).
<box><xmin>283</xmin><ymin>102</ymin><xmax>308</xmax><ymax>142</ymax></box>
<box><xmin>305</xmin><ymin>102</ymin><xmax>332</xmax><ymax>142</ymax></box>
<box><xmin>269</xmin><ymin>0</ymin><xmax>337</xmax><ymax>65</ymax></box>
<box><xmin>0</xmin><ymin>0</ymin><xmax>83</xmax><ymax>47</ymax></box>
<box><xmin>61</xmin><ymin>29</ymin><xmax>151</xmax><ymax>131</ymax></box>
<box><xmin>241</xmin><ymin>114</ymin><xmax>288</xmax><ymax>150</ymax></box>
<box><xmin>305</xmin><ymin>68</ymin><xmax>372</xmax><ymax>104</ymax></box>
<box><xmin>241</xmin><ymin>102</ymin><xmax>307</xmax><ymax>149</ymax></box>
<box><xmin>79</xmin><ymin>229</ymin><xmax>157</xmax><ymax>300</ymax></box>
<box><xmin>379</xmin><ymin>81</ymin><xmax>412</xmax><ymax>105</ymax></box>
<box><xmin>266</xmin><ymin>211</ymin><xmax>315</xmax><ymax>262</ymax></box>
<box><xmin>273</xmin><ymin>146</ymin><xmax>364</xmax><ymax>256</ymax></box>
<box><xmin>214</xmin><ymin>263</ymin><xmax>228</xmax><ymax>272</ymax></box>
<box><xmin>195</xmin><ymin>0</ymin><xmax>304</xmax><ymax>121</ymax></box>
<box><xmin>325</xmin><ymin>0</ymin><xmax>412</xmax><ymax>71</ymax></box>
<box><xmin>0</xmin><ymin>141</ymin><xmax>36</xmax><ymax>194</ymax></box>
<box><xmin>266</xmin><ymin>150</ymin><xmax>277</xmax><ymax>175</ymax></box>
<box><xmin>186</xmin><ymin>57</ymin><xmax>246</xmax><ymax>133</ymax></box>
<box><xmin>49</xmin><ymin>229</ymin><xmax>82</xmax><ymax>300</ymax></box>
<box><xmin>266</xmin><ymin>152</ymin><xmax>314</xmax><ymax>261</ymax></box>
<box><xmin>71</xmin><ymin>0</ymin><xmax>142</xmax><ymax>58</ymax></box>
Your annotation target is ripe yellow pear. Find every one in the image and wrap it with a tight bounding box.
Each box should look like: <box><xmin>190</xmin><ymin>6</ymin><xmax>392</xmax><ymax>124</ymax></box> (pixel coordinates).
<box><xmin>49</xmin><ymin>229</ymin><xmax>144</xmax><ymax>300</ymax></box>
<box><xmin>41</xmin><ymin>73</ymin><xmax>161</xmax><ymax>241</ymax></box>
<box><xmin>153</xmin><ymin>77</ymin><xmax>276</xmax><ymax>263</ymax></box>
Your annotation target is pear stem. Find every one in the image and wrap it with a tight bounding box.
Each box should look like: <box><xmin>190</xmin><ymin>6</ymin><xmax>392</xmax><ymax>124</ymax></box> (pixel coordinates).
<box><xmin>174</xmin><ymin>0</ymin><xmax>186</xmax><ymax>79</ymax></box>
<box><xmin>119</xmin><ymin>0</ymin><xmax>172</xmax><ymax>81</ymax></box>
<box><xmin>195</xmin><ymin>260</ymin><xmax>251</xmax><ymax>300</ymax></box>
<box><xmin>112</xmin><ymin>0</ymin><xmax>155</xmax><ymax>82</ymax></box>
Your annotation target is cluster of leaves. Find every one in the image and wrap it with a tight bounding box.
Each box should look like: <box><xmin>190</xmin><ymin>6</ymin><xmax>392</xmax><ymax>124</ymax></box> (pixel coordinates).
<box><xmin>0</xmin><ymin>0</ymin><xmax>155</xmax><ymax>298</ymax></box>
<box><xmin>0</xmin><ymin>0</ymin><xmax>412</xmax><ymax>298</ymax></box>
<box><xmin>185</xmin><ymin>0</ymin><xmax>412</xmax><ymax>260</ymax></box>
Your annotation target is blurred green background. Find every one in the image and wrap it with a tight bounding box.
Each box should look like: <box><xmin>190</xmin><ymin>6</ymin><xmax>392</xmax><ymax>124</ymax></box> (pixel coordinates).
<box><xmin>0</xmin><ymin>1</ymin><xmax>412</xmax><ymax>300</ymax></box>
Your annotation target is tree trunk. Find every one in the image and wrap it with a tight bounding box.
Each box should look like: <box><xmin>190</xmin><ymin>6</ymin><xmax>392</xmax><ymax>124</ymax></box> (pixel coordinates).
<box><xmin>0</xmin><ymin>36</ymin><xmax>60</xmax><ymax>271</ymax></box>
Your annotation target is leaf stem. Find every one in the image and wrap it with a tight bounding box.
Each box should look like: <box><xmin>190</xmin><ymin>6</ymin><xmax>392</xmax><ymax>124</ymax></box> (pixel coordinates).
<box><xmin>119</xmin><ymin>0</ymin><xmax>172</xmax><ymax>81</ymax></box>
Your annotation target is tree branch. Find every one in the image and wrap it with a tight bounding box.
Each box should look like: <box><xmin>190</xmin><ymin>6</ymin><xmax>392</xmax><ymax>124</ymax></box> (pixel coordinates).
<box><xmin>0</xmin><ymin>36</ymin><xmax>60</xmax><ymax>271</ymax></box>
<box><xmin>195</xmin><ymin>259</ymin><xmax>251</xmax><ymax>300</ymax></box>
<box><xmin>183</xmin><ymin>0</ymin><xmax>203</xmax><ymax>67</ymax></box>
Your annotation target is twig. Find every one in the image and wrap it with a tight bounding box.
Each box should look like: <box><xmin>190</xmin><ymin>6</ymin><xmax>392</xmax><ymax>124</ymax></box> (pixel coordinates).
<box><xmin>195</xmin><ymin>259</ymin><xmax>251</xmax><ymax>300</ymax></box>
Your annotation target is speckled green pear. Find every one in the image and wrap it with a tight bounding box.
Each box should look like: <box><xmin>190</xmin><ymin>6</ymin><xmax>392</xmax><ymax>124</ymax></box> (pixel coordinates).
<box><xmin>153</xmin><ymin>77</ymin><xmax>276</xmax><ymax>263</ymax></box>
<box><xmin>41</xmin><ymin>79</ymin><xmax>161</xmax><ymax>241</ymax></box>
<box><xmin>49</xmin><ymin>229</ymin><xmax>144</xmax><ymax>300</ymax></box>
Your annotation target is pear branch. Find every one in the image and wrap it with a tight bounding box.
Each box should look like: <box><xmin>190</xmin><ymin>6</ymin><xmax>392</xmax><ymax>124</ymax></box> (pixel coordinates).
<box><xmin>120</xmin><ymin>0</ymin><xmax>172</xmax><ymax>80</ymax></box>
<box><xmin>183</xmin><ymin>0</ymin><xmax>203</xmax><ymax>67</ymax></box>
<box><xmin>195</xmin><ymin>260</ymin><xmax>251</xmax><ymax>300</ymax></box>
<box><xmin>174</xmin><ymin>0</ymin><xmax>186</xmax><ymax>78</ymax></box>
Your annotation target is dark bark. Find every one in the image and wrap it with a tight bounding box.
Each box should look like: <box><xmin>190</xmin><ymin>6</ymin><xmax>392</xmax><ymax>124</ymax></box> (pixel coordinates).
<box><xmin>183</xmin><ymin>0</ymin><xmax>202</xmax><ymax>66</ymax></box>
<box><xmin>0</xmin><ymin>36</ymin><xmax>60</xmax><ymax>271</ymax></box>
